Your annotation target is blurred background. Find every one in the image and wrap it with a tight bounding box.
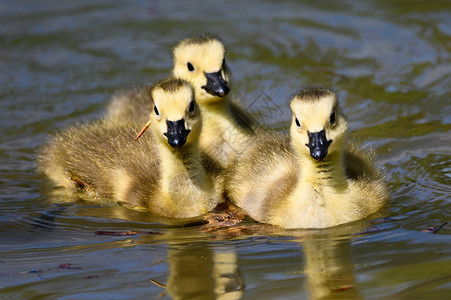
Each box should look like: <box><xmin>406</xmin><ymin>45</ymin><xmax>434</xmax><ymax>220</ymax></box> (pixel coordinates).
<box><xmin>1</xmin><ymin>0</ymin><xmax>450</xmax><ymax>298</ymax></box>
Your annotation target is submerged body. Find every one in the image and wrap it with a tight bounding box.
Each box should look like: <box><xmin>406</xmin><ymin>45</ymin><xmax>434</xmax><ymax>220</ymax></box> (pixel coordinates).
<box><xmin>39</xmin><ymin>78</ymin><xmax>220</xmax><ymax>218</ymax></box>
<box><xmin>226</xmin><ymin>88</ymin><xmax>389</xmax><ymax>228</ymax></box>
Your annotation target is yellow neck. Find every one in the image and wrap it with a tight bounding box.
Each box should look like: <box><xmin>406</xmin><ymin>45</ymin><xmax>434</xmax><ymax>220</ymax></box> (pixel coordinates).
<box><xmin>158</xmin><ymin>143</ymin><xmax>205</xmax><ymax>185</ymax></box>
<box><xmin>156</xmin><ymin>142</ymin><xmax>214</xmax><ymax>212</ymax></box>
<box><xmin>198</xmin><ymin>98</ymin><xmax>250</xmax><ymax>168</ymax></box>
<box><xmin>201</xmin><ymin>99</ymin><xmax>234</xmax><ymax>127</ymax></box>
<box><xmin>296</xmin><ymin>150</ymin><xmax>348</xmax><ymax>192</ymax></box>
<box><xmin>276</xmin><ymin>149</ymin><xmax>349</xmax><ymax>226</ymax></box>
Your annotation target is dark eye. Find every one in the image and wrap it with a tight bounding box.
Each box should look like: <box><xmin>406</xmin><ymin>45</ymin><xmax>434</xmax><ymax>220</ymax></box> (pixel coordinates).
<box><xmin>330</xmin><ymin>111</ymin><xmax>336</xmax><ymax>124</ymax></box>
<box><xmin>188</xmin><ymin>100</ymin><xmax>195</xmax><ymax>113</ymax></box>
<box><xmin>187</xmin><ymin>62</ymin><xmax>194</xmax><ymax>72</ymax></box>
<box><xmin>154</xmin><ymin>105</ymin><xmax>159</xmax><ymax>116</ymax></box>
<box><xmin>295</xmin><ymin>117</ymin><xmax>301</xmax><ymax>128</ymax></box>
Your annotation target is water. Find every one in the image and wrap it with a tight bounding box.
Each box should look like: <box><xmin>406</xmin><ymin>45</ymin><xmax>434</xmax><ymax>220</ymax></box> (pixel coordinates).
<box><xmin>1</xmin><ymin>0</ymin><xmax>450</xmax><ymax>298</ymax></box>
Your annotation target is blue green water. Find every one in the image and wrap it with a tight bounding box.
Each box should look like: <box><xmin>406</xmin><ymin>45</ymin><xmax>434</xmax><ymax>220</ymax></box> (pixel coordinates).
<box><xmin>1</xmin><ymin>0</ymin><xmax>450</xmax><ymax>298</ymax></box>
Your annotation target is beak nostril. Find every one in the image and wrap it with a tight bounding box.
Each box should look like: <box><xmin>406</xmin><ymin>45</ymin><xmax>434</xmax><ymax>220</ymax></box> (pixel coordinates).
<box><xmin>165</xmin><ymin>119</ymin><xmax>191</xmax><ymax>148</ymax></box>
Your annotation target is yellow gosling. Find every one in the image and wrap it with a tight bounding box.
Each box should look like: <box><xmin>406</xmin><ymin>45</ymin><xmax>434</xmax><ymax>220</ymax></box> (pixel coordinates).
<box><xmin>38</xmin><ymin>78</ymin><xmax>220</xmax><ymax>218</ymax></box>
<box><xmin>226</xmin><ymin>88</ymin><xmax>389</xmax><ymax>228</ymax></box>
<box><xmin>106</xmin><ymin>34</ymin><xmax>256</xmax><ymax>171</ymax></box>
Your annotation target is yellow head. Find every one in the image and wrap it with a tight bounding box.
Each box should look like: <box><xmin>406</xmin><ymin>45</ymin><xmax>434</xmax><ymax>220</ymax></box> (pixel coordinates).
<box><xmin>289</xmin><ymin>88</ymin><xmax>348</xmax><ymax>161</ymax></box>
<box><xmin>172</xmin><ymin>34</ymin><xmax>230</xmax><ymax>105</ymax></box>
<box><xmin>138</xmin><ymin>78</ymin><xmax>201</xmax><ymax>150</ymax></box>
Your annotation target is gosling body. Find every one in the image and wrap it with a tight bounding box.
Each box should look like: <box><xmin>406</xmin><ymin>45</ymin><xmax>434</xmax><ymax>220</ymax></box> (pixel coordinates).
<box><xmin>106</xmin><ymin>87</ymin><xmax>150</xmax><ymax>125</ymax></box>
<box><xmin>226</xmin><ymin>88</ymin><xmax>389</xmax><ymax>228</ymax></box>
<box><xmin>39</xmin><ymin>78</ymin><xmax>220</xmax><ymax>218</ymax></box>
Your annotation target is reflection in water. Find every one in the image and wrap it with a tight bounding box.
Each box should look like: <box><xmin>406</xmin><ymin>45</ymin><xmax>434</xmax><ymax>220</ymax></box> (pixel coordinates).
<box><xmin>163</xmin><ymin>224</ymin><xmax>366</xmax><ymax>299</ymax></box>
<box><xmin>212</xmin><ymin>248</ymin><xmax>245</xmax><ymax>299</ymax></box>
<box><xmin>298</xmin><ymin>222</ymin><xmax>372</xmax><ymax>299</ymax></box>
<box><xmin>34</xmin><ymin>193</ymin><xmax>372</xmax><ymax>300</ymax></box>
<box><xmin>37</xmin><ymin>172</ymin><xmax>380</xmax><ymax>300</ymax></box>
<box><xmin>167</xmin><ymin>243</ymin><xmax>244</xmax><ymax>300</ymax></box>
<box><xmin>167</xmin><ymin>243</ymin><xmax>216</xmax><ymax>300</ymax></box>
<box><xmin>302</xmin><ymin>237</ymin><xmax>360</xmax><ymax>299</ymax></box>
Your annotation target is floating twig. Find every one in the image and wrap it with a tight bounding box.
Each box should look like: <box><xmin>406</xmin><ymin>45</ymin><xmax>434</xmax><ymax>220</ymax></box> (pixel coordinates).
<box><xmin>135</xmin><ymin>120</ymin><xmax>151</xmax><ymax>141</ymax></box>
<box><xmin>149</xmin><ymin>279</ymin><xmax>166</xmax><ymax>288</ymax></box>
<box><xmin>149</xmin><ymin>260</ymin><xmax>164</xmax><ymax>268</ymax></box>
<box><xmin>332</xmin><ymin>285</ymin><xmax>354</xmax><ymax>292</ymax></box>
<box><xmin>95</xmin><ymin>230</ymin><xmax>161</xmax><ymax>236</ymax></box>
<box><xmin>421</xmin><ymin>222</ymin><xmax>448</xmax><ymax>234</ymax></box>
<box><xmin>70</xmin><ymin>175</ymin><xmax>95</xmax><ymax>191</ymax></box>
<box><xmin>354</xmin><ymin>225</ymin><xmax>384</xmax><ymax>236</ymax></box>
<box><xmin>58</xmin><ymin>264</ymin><xmax>81</xmax><ymax>269</ymax></box>
<box><xmin>28</xmin><ymin>269</ymin><xmax>43</xmax><ymax>279</ymax></box>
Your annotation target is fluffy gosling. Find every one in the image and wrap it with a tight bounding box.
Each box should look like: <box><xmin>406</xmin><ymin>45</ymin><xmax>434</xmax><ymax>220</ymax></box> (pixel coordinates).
<box><xmin>226</xmin><ymin>88</ymin><xmax>389</xmax><ymax>228</ymax></box>
<box><xmin>38</xmin><ymin>78</ymin><xmax>220</xmax><ymax>218</ymax></box>
<box><xmin>106</xmin><ymin>34</ymin><xmax>256</xmax><ymax>171</ymax></box>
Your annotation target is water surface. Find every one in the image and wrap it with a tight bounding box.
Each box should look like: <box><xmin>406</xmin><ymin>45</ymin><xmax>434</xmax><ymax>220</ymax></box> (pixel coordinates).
<box><xmin>1</xmin><ymin>0</ymin><xmax>450</xmax><ymax>298</ymax></box>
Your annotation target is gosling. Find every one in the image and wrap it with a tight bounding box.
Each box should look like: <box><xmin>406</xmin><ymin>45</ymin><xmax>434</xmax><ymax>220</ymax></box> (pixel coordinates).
<box><xmin>226</xmin><ymin>88</ymin><xmax>389</xmax><ymax>228</ymax></box>
<box><xmin>38</xmin><ymin>78</ymin><xmax>220</xmax><ymax>218</ymax></box>
<box><xmin>106</xmin><ymin>34</ymin><xmax>256</xmax><ymax>170</ymax></box>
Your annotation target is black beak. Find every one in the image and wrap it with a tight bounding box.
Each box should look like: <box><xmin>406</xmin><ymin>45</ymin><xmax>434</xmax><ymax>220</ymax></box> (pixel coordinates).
<box><xmin>201</xmin><ymin>70</ymin><xmax>230</xmax><ymax>97</ymax></box>
<box><xmin>163</xmin><ymin>119</ymin><xmax>191</xmax><ymax>148</ymax></box>
<box><xmin>305</xmin><ymin>130</ymin><xmax>332</xmax><ymax>161</ymax></box>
